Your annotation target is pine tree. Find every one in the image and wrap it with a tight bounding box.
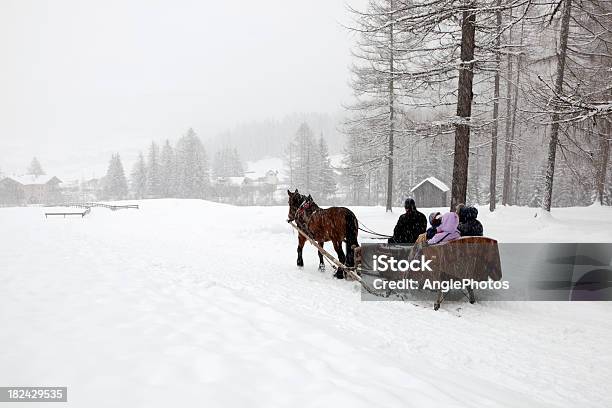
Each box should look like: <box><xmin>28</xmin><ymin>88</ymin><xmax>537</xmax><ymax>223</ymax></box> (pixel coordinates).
<box><xmin>160</xmin><ymin>140</ymin><xmax>176</xmax><ymax>197</ymax></box>
<box><xmin>315</xmin><ymin>136</ymin><xmax>336</xmax><ymax>201</ymax></box>
<box><xmin>231</xmin><ymin>148</ymin><xmax>244</xmax><ymax>177</ymax></box>
<box><xmin>102</xmin><ymin>153</ymin><xmax>128</xmax><ymax>200</ymax></box>
<box><xmin>27</xmin><ymin>157</ymin><xmax>45</xmax><ymax>176</ymax></box>
<box><xmin>175</xmin><ymin>128</ymin><xmax>210</xmax><ymax>198</ymax></box>
<box><xmin>213</xmin><ymin>146</ymin><xmax>244</xmax><ymax>178</ymax></box>
<box><xmin>285</xmin><ymin>123</ymin><xmax>318</xmax><ymax>192</ymax></box>
<box><xmin>342</xmin><ymin>131</ymin><xmax>368</xmax><ymax>205</ymax></box>
<box><xmin>131</xmin><ymin>152</ymin><xmax>147</xmax><ymax>199</ymax></box>
<box><xmin>146</xmin><ymin>142</ymin><xmax>162</xmax><ymax>198</ymax></box>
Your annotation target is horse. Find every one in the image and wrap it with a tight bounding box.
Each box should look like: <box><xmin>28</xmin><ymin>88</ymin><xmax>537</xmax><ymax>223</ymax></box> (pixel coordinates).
<box><xmin>286</xmin><ymin>189</ymin><xmax>359</xmax><ymax>278</ymax></box>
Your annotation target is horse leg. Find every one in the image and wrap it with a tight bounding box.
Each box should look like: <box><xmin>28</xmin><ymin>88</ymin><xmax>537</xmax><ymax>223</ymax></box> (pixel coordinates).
<box><xmin>332</xmin><ymin>240</ymin><xmax>346</xmax><ymax>264</ymax></box>
<box><xmin>434</xmin><ymin>289</ymin><xmax>446</xmax><ymax>311</ymax></box>
<box><xmin>297</xmin><ymin>235</ymin><xmax>306</xmax><ymax>267</ymax></box>
<box><xmin>332</xmin><ymin>240</ymin><xmax>346</xmax><ymax>279</ymax></box>
<box><xmin>467</xmin><ymin>287</ymin><xmax>476</xmax><ymax>304</ymax></box>
<box><xmin>317</xmin><ymin>242</ymin><xmax>325</xmax><ymax>271</ymax></box>
<box><xmin>344</xmin><ymin>211</ymin><xmax>359</xmax><ymax>267</ymax></box>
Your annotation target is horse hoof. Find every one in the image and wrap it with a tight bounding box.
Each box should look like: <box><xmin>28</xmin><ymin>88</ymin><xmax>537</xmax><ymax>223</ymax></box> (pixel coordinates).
<box><xmin>318</xmin><ymin>264</ymin><xmax>325</xmax><ymax>271</ymax></box>
<box><xmin>334</xmin><ymin>269</ymin><xmax>345</xmax><ymax>279</ymax></box>
<box><xmin>433</xmin><ymin>303</ymin><xmax>440</xmax><ymax>311</ymax></box>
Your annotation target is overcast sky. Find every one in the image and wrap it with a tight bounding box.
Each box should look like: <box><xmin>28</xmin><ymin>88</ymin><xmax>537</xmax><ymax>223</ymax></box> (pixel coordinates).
<box><xmin>0</xmin><ymin>0</ymin><xmax>364</xmax><ymax>179</ymax></box>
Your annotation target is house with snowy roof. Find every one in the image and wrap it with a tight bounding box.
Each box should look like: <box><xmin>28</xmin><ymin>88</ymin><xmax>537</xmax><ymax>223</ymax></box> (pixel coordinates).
<box><xmin>0</xmin><ymin>175</ymin><xmax>63</xmax><ymax>206</ymax></box>
<box><xmin>410</xmin><ymin>176</ymin><xmax>449</xmax><ymax>207</ymax></box>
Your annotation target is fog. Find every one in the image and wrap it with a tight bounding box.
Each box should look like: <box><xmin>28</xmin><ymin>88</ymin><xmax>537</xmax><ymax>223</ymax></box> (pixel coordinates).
<box><xmin>0</xmin><ymin>0</ymin><xmax>363</xmax><ymax>178</ymax></box>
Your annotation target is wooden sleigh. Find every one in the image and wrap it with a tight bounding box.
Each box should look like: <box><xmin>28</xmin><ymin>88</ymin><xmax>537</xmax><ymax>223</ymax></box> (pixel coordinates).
<box><xmin>290</xmin><ymin>220</ymin><xmax>502</xmax><ymax>310</ymax></box>
<box><xmin>416</xmin><ymin>237</ymin><xmax>502</xmax><ymax>309</ymax></box>
<box><xmin>359</xmin><ymin>237</ymin><xmax>502</xmax><ymax>310</ymax></box>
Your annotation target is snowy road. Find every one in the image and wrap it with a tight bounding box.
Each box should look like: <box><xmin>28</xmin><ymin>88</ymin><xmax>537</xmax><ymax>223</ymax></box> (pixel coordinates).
<box><xmin>1</xmin><ymin>200</ymin><xmax>611</xmax><ymax>407</ymax></box>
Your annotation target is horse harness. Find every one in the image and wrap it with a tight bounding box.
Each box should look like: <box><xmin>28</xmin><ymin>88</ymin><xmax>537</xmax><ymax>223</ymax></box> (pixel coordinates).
<box><xmin>295</xmin><ymin>199</ymin><xmax>319</xmax><ymax>237</ymax></box>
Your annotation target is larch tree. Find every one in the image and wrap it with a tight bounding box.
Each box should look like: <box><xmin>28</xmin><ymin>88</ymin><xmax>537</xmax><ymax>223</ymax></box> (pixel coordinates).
<box><xmin>489</xmin><ymin>0</ymin><xmax>503</xmax><ymax>212</ymax></box>
<box><xmin>345</xmin><ymin>0</ymin><xmax>408</xmax><ymax>212</ymax></box>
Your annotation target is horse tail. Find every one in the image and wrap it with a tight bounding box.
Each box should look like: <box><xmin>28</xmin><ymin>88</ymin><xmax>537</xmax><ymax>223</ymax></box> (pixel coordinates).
<box><xmin>344</xmin><ymin>209</ymin><xmax>359</xmax><ymax>267</ymax></box>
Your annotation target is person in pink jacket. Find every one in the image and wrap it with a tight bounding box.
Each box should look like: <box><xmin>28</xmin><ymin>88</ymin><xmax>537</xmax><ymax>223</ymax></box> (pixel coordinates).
<box><xmin>427</xmin><ymin>211</ymin><xmax>461</xmax><ymax>245</ymax></box>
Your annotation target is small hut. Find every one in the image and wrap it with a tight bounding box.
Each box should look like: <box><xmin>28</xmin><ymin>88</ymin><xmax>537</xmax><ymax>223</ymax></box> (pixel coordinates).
<box><xmin>410</xmin><ymin>177</ymin><xmax>449</xmax><ymax>207</ymax></box>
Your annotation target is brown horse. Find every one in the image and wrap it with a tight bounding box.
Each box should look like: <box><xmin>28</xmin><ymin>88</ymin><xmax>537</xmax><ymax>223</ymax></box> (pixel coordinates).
<box><xmin>287</xmin><ymin>189</ymin><xmax>359</xmax><ymax>278</ymax></box>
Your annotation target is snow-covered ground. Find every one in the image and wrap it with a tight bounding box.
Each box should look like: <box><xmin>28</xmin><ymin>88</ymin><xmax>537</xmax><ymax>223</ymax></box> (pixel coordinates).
<box><xmin>1</xmin><ymin>201</ymin><xmax>611</xmax><ymax>407</ymax></box>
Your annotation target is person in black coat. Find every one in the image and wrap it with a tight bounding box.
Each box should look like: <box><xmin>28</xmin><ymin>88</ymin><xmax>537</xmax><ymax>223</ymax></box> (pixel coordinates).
<box><xmin>457</xmin><ymin>205</ymin><xmax>483</xmax><ymax>237</ymax></box>
<box><xmin>388</xmin><ymin>198</ymin><xmax>427</xmax><ymax>244</ymax></box>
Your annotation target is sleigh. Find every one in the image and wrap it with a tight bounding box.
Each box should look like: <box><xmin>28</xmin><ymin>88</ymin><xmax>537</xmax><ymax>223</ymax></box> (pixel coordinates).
<box><xmin>290</xmin><ymin>219</ymin><xmax>502</xmax><ymax>310</ymax></box>
<box><xmin>357</xmin><ymin>236</ymin><xmax>502</xmax><ymax>310</ymax></box>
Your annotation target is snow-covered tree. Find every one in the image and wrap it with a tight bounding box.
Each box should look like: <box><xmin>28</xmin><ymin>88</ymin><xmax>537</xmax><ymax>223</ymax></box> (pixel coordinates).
<box><xmin>213</xmin><ymin>146</ymin><xmax>244</xmax><ymax>178</ymax></box>
<box><xmin>27</xmin><ymin>157</ymin><xmax>45</xmax><ymax>176</ymax></box>
<box><xmin>131</xmin><ymin>152</ymin><xmax>147</xmax><ymax>199</ymax></box>
<box><xmin>285</xmin><ymin>123</ymin><xmax>317</xmax><ymax>193</ymax></box>
<box><xmin>175</xmin><ymin>128</ymin><xmax>210</xmax><ymax>198</ymax></box>
<box><xmin>314</xmin><ymin>136</ymin><xmax>336</xmax><ymax>201</ymax></box>
<box><xmin>345</xmin><ymin>0</ymin><xmax>410</xmax><ymax>211</ymax></box>
<box><xmin>102</xmin><ymin>153</ymin><xmax>128</xmax><ymax>200</ymax></box>
<box><xmin>146</xmin><ymin>142</ymin><xmax>162</xmax><ymax>198</ymax></box>
<box><xmin>160</xmin><ymin>140</ymin><xmax>176</xmax><ymax>198</ymax></box>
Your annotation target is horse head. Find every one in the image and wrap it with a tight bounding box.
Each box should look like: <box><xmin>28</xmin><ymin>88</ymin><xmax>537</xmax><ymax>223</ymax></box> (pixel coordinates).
<box><xmin>287</xmin><ymin>189</ymin><xmax>306</xmax><ymax>222</ymax></box>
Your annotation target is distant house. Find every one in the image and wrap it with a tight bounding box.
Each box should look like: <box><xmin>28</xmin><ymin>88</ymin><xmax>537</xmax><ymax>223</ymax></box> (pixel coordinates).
<box><xmin>59</xmin><ymin>177</ymin><xmax>102</xmax><ymax>203</ymax></box>
<box><xmin>212</xmin><ymin>176</ymin><xmax>246</xmax><ymax>204</ymax></box>
<box><xmin>410</xmin><ymin>177</ymin><xmax>449</xmax><ymax>207</ymax></box>
<box><xmin>0</xmin><ymin>175</ymin><xmax>63</xmax><ymax>206</ymax></box>
<box><xmin>212</xmin><ymin>170</ymin><xmax>281</xmax><ymax>205</ymax></box>
<box><xmin>0</xmin><ymin>177</ymin><xmax>24</xmax><ymax>207</ymax></box>
<box><xmin>80</xmin><ymin>178</ymin><xmax>102</xmax><ymax>201</ymax></box>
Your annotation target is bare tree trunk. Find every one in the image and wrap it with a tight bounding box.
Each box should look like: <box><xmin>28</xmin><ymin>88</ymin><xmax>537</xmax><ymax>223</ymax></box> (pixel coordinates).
<box><xmin>502</xmin><ymin>9</ymin><xmax>514</xmax><ymax>206</ymax></box>
<box><xmin>507</xmin><ymin>34</ymin><xmax>523</xmax><ymax>205</ymax></box>
<box><xmin>542</xmin><ymin>0</ymin><xmax>573</xmax><ymax>212</ymax></box>
<box><xmin>597</xmin><ymin>118</ymin><xmax>610</xmax><ymax>204</ymax></box>
<box><xmin>514</xmin><ymin>133</ymin><xmax>521</xmax><ymax>204</ymax></box>
<box><xmin>475</xmin><ymin>146</ymin><xmax>481</xmax><ymax>203</ymax></box>
<box><xmin>450</xmin><ymin>4</ymin><xmax>476</xmax><ymax>211</ymax></box>
<box><xmin>386</xmin><ymin>1</ymin><xmax>395</xmax><ymax>212</ymax></box>
<box><xmin>489</xmin><ymin>0</ymin><xmax>502</xmax><ymax>212</ymax></box>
